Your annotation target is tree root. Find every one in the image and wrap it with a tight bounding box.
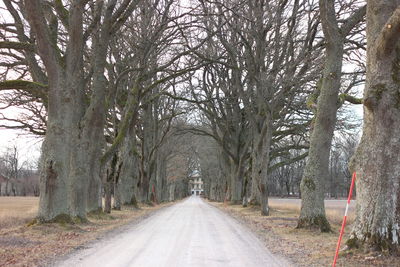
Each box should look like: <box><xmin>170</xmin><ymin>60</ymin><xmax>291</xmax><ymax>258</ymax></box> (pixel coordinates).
<box><xmin>296</xmin><ymin>214</ymin><xmax>331</xmax><ymax>232</ymax></box>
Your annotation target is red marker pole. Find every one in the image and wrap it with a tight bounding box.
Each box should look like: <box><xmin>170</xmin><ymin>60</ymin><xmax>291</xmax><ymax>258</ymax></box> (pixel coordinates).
<box><xmin>332</xmin><ymin>172</ymin><xmax>356</xmax><ymax>267</ymax></box>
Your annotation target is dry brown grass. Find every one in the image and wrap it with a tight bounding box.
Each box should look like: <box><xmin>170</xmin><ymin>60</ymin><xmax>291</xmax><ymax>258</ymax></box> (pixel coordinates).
<box><xmin>0</xmin><ymin>197</ymin><xmax>39</xmax><ymax>229</ymax></box>
<box><xmin>268</xmin><ymin>198</ymin><xmax>355</xmax><ymax>225</ymax></box>
<box><xmin>211</xmin><ymin>201</ymin><xmax>399</xmax><ymax>267</ymax></box>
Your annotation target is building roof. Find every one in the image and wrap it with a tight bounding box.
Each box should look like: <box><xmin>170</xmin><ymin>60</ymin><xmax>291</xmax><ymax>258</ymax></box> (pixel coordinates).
<box><xmin>189</xmin><ymin>169</ymin><xmax>201</xmax><ymax>178</ymax></box>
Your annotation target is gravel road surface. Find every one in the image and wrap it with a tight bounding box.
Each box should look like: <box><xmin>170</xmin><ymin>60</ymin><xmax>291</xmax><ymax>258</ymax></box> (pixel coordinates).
<box><xmin>57</xmin><ymin>196</ymin><xmax>290</xmax><ymax>267</ymax></box>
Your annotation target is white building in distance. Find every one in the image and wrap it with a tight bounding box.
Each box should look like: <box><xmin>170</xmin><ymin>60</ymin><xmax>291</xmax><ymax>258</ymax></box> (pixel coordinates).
<box><xmin>189</xmin><ymin>171</ymin><xmax>203</xmax><ymax>195</ymax></box>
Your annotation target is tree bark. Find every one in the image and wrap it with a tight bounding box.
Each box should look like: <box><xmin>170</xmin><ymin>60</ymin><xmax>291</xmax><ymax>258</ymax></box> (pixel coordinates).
<box><xmin>104</xmin><ymin>181</ymin><xmax>112</xmax><ymax>214</ymax></box>
<box><xmin>347</xmin><ymin>1</ymin><xmax>400</xmax><ymax>252</ymax></box>
<box><xmin>118</xmin><ymin>127</ymin><xmax>139</xmax><ymax>206</ymax></box>
<box><xmin>251</xmin><ymin>120</ymin><xmax>273</xmax><ymax>216</ymax></box>
<box><xmin>230</xmin><ymin>162</ymin><xmax>244</xmax><ymax>204</ymax></box>
<box><xmin>249</xmin><ymin>148</ymin><xmax>261</xmax><ymax>205</ymax></box>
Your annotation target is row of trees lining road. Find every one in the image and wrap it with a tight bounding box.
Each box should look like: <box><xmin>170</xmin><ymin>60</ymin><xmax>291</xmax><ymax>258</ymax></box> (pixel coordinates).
<box><xmin>0</xmin><ymin>0</ymin><xmax>399</xmax><ymax>253</ymax></box>
<box><xmin>0</xmin><ymin>0</ymin><xmax>201</xmax><ymax>220</ymax></box>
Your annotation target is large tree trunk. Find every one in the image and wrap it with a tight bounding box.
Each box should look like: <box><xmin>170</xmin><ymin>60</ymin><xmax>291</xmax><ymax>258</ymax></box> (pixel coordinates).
<box><xmin>118</xmin><ymin>127</ymin><xmax>139</xmax><ymax>206</ymax></box>
<box><xmin>104</xmin><ymin>181</ymin><xmax>112</xmax><ymax>214</ymax></box>
<box><xmin>219</xmin><ymin>152</ymin><xmax>231</xmax><ymax>202</ymax></box>
<box><xmin>25</xmin><ymin>1</ymin><xmax>139</xmax><ymax>221</ymax></box>
<box><xmin>25</xmin><ymin>0</ymin><xmax>108</xmax><ymax>221</ymax></box>
<box><xmin>251</xmin><ymin>121</ymin><xmax>273</xmax><ymax>216</ymax></box>
<box><xmin>37</xmin><ymin>76</ymin><xmax>84</xmax><ymax>221</ymax></box>
<box><xmin>26</xmin><ymin>0</ymin><xmax>100</xmax><ymax>222</ymax></box>
<box><xmin>297</xmin><ymin>0</ymin><xmax>343</xmax><ymax>232</ymax></box>
<box><xmin>139</xmin><ymin>98</ymin><xmax>157</xmax><ymax>203</ymax></box>
<box><xmin>112</xmin><ymin>161</ymin><xmax>123</xmax><ymax>210</ymax></box>
<box><xmin>113</xmin><ymin>181</ymin><xmax>121</xmax><ymax>210</ymax></box>
<box><xmin>229</xmin><ymin>160</ymin><xmax>244</xmax><ymax>204</ymax></box>
<box><xmin>104</xmin><ymin>153</ymin><xmax>119</xmax><ymax>214</ymax></box>
<box><xmin>156</xmin><ymin>152</ymin><xmax>167</xmax><ymax>202</ymax></box>
<box><xmin>139</xmin><ymin>157</ymin><xmax>150</xmax><ymax>203</ymax></box>
<box><xmin>347</xmin><ymin>2</ymin><xmax>400</xmax><ymax>252</ymax></box>
<box><xmin>249</xmin><ymin>149</ymin><xmax>261</xmax><ymax>205</ymax></box>
<box><xmin>168</xmin><ymin>183</ymin><xmax>175</xmax><ymax>201</ymax></box>
<box><xmin>81</xmin><ymin>10</ymin><xmax>114</xmax><ymax>213</ymax></box>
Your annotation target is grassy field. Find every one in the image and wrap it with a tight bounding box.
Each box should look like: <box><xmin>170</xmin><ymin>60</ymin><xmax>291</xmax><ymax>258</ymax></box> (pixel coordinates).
<box><xmin>0</xmin><ymin>197</ymin><xmax>39</xmax><ymax>229</ymax></box>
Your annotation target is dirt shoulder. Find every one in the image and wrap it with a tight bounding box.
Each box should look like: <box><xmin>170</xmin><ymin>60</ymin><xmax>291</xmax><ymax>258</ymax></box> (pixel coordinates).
<box><xmin>208</xmin><ymin>201</ymin><xmax>399</xmax><ymax>267</ymax></box>
<box><xmin>0</xmin><ymin>202</ymin><xmax>176</xmax><ymax>267</ymax></box>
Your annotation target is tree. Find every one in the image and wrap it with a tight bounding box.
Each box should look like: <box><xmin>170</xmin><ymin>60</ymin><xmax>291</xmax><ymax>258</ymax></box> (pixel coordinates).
<box><xmin>22</xmin><ymin>0</ymin><xmax>140</xmax><ymax>221</ymax></box>
<box><xmin>298</xmin><ymin>0</ymin><xmax>365</xmax><ymax>232</ymax></box>
<box><xmin>187</xmin><ymin>63</ymin><xmax>251</xmax><ymax>204</ymax></box>
<box><xmin>347</xmin><ymin>1</ymin><xmax>400</xmax><ymax>252</ymax></box>
<box><xmin>0</xmin><ymin>145</ymin><xmax>21</xmax><ymax>196</ymax></box>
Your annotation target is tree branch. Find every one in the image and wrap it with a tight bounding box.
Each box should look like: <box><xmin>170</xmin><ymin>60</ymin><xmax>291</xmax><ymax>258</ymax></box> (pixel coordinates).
<box><xmin>340</xmin><ymin>5</ymin><xmax>367</xmax><ymax>37</ymax></box>
<box><xmin>339</xmin><ymin>93</ymin><xmax>362</xmax><ymax>105</ymax></box>
<box><xmin>0</xmin><ymin>80</ymin><xmax>48</xmax><ymax>100</ymax></box>
<box><xmin>24</xmin><ymin>0</ymin><xmax>61</xmax><ymax>79</ymax></box>
<box><xmin>0</xmin><ymin>41</ymin><xmax>35</xmax><ymax>51</ymax></box>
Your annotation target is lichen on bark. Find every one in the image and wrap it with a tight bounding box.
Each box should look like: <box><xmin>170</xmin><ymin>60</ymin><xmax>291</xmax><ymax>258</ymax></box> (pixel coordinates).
<box><xmin>303</xmin><ymin>178</ymin><xmax>316</xmax><ymax>191</ymax></box>
<box><xmin>347</xmin><ymin>226</ymin><xmax>400</xmax><ymax>254</ymax></box>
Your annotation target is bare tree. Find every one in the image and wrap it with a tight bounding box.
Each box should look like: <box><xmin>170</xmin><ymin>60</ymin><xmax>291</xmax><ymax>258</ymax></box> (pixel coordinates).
<box><xmin>298</xmin><ymin>0</ymin><xmax>366</xmax><ymax>232</ymax></box>
<box><xmin>21</xmin><ymin>0</ymin><xmax>140</xmax><ymax>221</ymax></box>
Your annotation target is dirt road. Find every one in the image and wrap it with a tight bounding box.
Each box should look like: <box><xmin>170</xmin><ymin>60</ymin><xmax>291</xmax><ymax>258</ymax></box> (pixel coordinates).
<box><xmin>57</xmin><ymin>196</ymin><xmax>290</xmax><ymax>267</ymax></box>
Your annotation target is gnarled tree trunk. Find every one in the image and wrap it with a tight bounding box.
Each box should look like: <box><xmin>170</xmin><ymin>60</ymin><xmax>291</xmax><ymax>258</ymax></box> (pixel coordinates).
<box><xmin>25</xmin><ymin>0</ymin><xmax>87</xmax><ymax>221</ymax></box>
<box><xmin>348</xmin><ymin>1</ymin><xmax>400</xmax><ymax>252</ymax></box>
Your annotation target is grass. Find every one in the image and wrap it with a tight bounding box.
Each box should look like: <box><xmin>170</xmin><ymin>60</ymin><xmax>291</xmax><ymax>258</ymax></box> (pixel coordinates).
<box><xmin>0</xmin><ymin>197</ymin><xmax>39</xmax><ymax>229</ymax></box>
<box><xmin>268</xmin><ymin>198</ymin><xmax>355</xmax><ymax>225</ymax></box>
